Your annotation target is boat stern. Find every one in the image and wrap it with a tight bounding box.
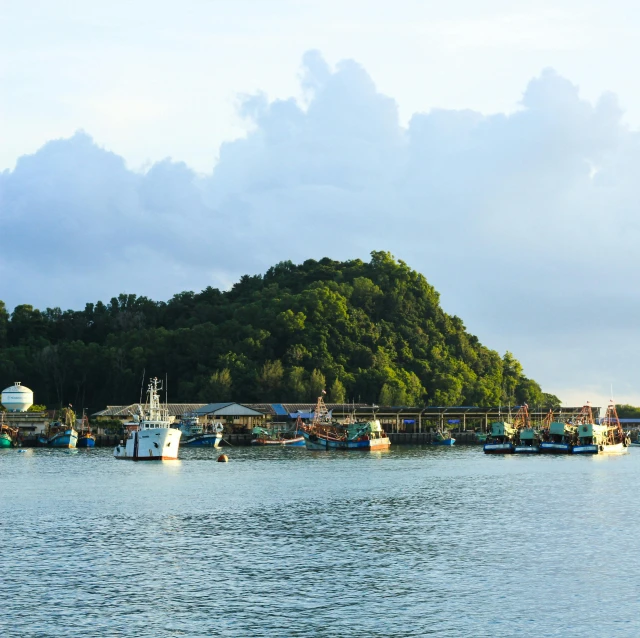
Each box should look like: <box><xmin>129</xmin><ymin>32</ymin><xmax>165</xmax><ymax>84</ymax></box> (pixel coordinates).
<box><xmin>539</xmin><ymin>442</ymin><xmax>572</xmax><ymax>454</ymax></box>
<box><xmin>483</xmin><ymin>442</ymin><xmax>514</xmax><ymax>454</ymax></box>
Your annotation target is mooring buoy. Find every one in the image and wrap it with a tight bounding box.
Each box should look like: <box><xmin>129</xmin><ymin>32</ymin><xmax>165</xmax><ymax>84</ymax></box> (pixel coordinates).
<box><xmin>217</xmin><ymin>454</ymin><xmax>229</xmax><ymax>463</ymax></box>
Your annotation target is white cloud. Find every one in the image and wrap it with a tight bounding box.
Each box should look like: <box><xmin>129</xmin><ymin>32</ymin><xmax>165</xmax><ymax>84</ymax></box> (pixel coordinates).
<box><xmin>2</xmin><ymin>51</ymin><xmax>640</xmax><ymax>403</ymax></box>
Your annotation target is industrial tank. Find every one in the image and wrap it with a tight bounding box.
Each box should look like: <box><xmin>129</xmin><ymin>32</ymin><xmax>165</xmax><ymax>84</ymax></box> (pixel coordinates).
<box><xmin>1</xmin><ymin>382</ymin><xmax>34</xmax><ymax>412</ymax></box>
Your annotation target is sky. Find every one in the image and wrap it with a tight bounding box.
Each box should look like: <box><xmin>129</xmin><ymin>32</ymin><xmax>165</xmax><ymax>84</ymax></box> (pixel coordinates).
<box><xmin>2</xmin><ymin>0</ymin><xmax>640</xmax><ymax>407</ymax></box>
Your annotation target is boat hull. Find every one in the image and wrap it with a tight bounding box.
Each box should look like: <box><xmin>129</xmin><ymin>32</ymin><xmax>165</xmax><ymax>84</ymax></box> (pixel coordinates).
<box><xmin>183</xmin><ymin>433</ymin><xmax>222</xmax><ymax>447</ymax></box>
<box><xmin>114</xmin><ymin>427</ymin><xmax>181</xmax><ymax>460</ymax></box>
<box><xmin>573</xmin><ymin>442</ymin><xmax>628</xmax><ymax>455</ymax></box>
<box><xmin>252</xmin><ymin>436</ymin><xmax>305</xmax><ymax>446</ymax></box>
<box><xmin>0</xmin><ymin>433</ymin><xmax>13</xmax><ymax>448</ymax></box>
<box><xmin>77</xmin><ymin>435</ymin><xmax>96</xmax><ymax>448</ymax></box>
<box><xmin>539</xmin><ymin>442</ymin><xmax>572</xmax><ymax>454</ymax></box>
<box><xmin>49</xmin><ymin>430</ymin><xmax>78</xmax><ymax>449</ymax></box>
<box><xmin>433</xmin><ymin>438</ymin><xmax>456</xmax><ymax>446</ymax></box>
<box><xmin>514</xmin><ymin>445</ymin><xmax>539</xmax><ymax>454</ymax></box>
<box><xmin>302</xmin><ymin>432</ymin><xmax>390</xmax><ymax>451</ymax></box>
<box><xmin>483</xmin><ymin>443</ymin><xmax>514</xmax><ymax>454</ymax></box>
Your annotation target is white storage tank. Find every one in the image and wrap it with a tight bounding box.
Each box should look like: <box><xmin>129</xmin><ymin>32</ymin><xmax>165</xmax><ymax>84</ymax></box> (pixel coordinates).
<box><xmin>1</xmin><ymin>382</ymin><xmax>34</xmax><ymax>412</ymax></box>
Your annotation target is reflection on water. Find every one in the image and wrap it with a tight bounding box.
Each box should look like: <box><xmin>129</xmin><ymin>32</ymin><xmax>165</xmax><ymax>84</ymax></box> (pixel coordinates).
<box><xmin>1</xmin><ymin>445</ymin><xmax>639</xmax><ymax>637</ymax></box>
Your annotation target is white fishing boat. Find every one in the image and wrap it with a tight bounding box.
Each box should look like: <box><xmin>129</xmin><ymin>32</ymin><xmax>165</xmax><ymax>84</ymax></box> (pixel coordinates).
<box><xmin>572</xmin><ymin>401</ymin><xmax>630</xmax><ymax>455</ymax></box>
<box><xmin>113</xmin><ymin>378</ymin><xmax>181</xmax><ymax>461</ymax></box>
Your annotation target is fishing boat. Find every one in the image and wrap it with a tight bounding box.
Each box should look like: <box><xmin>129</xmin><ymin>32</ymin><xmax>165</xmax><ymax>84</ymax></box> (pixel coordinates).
<box><xmin>539</xmin><ymin>410</ymin><xmax>577</xmax><ymax>454</ymax></box>
<box><xmin>433</xmin><ymin>428</ymin><xmax>456</xmax><ymax>446</ymax></box>
<box><xmin>475</xmin><ymin>431</ymin><xmax>488</xmax><ymax>443</ymax></box>
<box><xmin>252</xmin><ymin>419</ymin><xmax>305</xmax><ymax>446</ymax></box>
<box><xmin>0</xmin><ymin>413</ymin><xmax>19</xmax><ymax>448</ymax></box>
<box><xmin>483</xmin><ymin>420</ymin><xmax>516</xmax><ymax>454</ymax></box>
<box><xmin>47</xmin><ymin>406</ymin><xmax>78</xmax><ymax>449</ymax></box>
<box><xmin>573</xmin><ymin>401</ymin><xmax>630</xmax><ymax>455</ymax></box>
<box><xmin>178</xmin><ymin>412</ymin><xmax>223</xmax><ymax>447</ymax></box>
<box><xmin>514</xmin><ymin>405</ymin><xmax>540</xmax><ymax>454</ymax></box>
<box><xmin>77</xmin><ymin>411</ymin><xmax>96</xmax><ymax>448</ymax></box>
<box><xmin>113</xmin><ymin>377</ymin><xmax>181</xmax><ymax>461</ymax></box>
<box><xmin>301</xmin><ymin>394</ymin><xmax>390</xmax><ymax>451</ymax></box>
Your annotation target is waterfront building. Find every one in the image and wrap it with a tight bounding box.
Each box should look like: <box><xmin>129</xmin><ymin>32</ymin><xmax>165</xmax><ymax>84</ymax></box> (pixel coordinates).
<box><xmin>94</xmin><ymin>402</ymin><xmax>598</xmax><ymax>435</ymax></box>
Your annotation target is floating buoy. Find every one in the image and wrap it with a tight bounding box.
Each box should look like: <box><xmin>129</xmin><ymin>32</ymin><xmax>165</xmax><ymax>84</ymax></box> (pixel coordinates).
<box><xmin>217</xmin><ymin>454</ymin><xmax>229</xmax><ymax>463</ymax></box>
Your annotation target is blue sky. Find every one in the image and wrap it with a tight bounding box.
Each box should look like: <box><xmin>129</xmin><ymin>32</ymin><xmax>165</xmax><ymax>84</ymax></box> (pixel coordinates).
<box><xmin>2</xmin><ymin>0</ymin><xmax>640</xmax><ymax>406</ymax></box>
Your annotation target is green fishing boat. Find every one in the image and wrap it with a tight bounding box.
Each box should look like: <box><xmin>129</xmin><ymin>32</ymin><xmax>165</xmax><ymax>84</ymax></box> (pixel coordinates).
<box><xmin>0</xmin><ymin>414</ymin><xmax>19</xmax><ymax>448</ymax></box>
<box><xmin>514</xmin><ymin>405</ymin><xmax>540</xmax><ymax>453</ymax></box>
<box><xmin>540</xmin><ymin>421</ymin><xmax>576</xmax><ymax>454</ymax></box>
<box><xmin>483</xmin><ymin>420</ymin><xmax>516</xmax><ymax>454</ymax></box>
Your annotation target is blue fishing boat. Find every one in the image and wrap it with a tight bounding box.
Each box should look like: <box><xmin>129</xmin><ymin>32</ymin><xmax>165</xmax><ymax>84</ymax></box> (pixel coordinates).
<box><xmin>77</xmin><ymin>412</ymin><xmax>96</xmax><ymax>448</ymax></box>
<box><xmin>301</xmin><ymin>395</ymin><xmax>390</xmax><ymax>451</ymax></box>
<box><xmin>77</xmin><ymin>434</ymin><xmax>95</xmax><ymax>448</ymax></box>
<box><xmin>178</xmin><ymin>412</ymin><xmax>223</xmax><ymax>447</ymax></box>
<box><xmin>48</xmin><ymin>425</ymin><xmax>78</xmax><ymax>448</ymax></box>
<box><xmin>433</xmin><ymin>429</ymin><xmax>455</xmax><ymax>446</ymax></box>
<box><xmin>47</xmin><ymin>406</ymin><xmax>78</xmax><ymax>449</ymax></box>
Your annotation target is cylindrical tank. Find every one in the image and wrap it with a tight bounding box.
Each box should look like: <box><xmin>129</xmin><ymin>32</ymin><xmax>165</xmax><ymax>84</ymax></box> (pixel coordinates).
<box><xmin>1</xmin><ymin>382</ymin><xmax>34</xmax><ymax>412</ymax></box>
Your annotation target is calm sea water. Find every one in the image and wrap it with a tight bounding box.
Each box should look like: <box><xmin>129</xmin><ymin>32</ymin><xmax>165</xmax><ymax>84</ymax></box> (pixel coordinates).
<box><xmin>1</xmin><ymin>445</ymin><xmax>639</xmax><ymax>637</ymax></box>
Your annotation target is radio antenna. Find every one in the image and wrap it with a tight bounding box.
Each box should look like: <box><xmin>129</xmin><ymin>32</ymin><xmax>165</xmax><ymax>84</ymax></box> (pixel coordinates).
<box><xmin>139</xmin><ymin>368</ymin><xmax>146</xmax><ymax>405</ymax></box>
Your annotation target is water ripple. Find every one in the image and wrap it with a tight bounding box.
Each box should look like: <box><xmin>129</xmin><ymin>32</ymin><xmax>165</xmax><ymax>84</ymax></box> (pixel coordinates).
<box><xmin>0</xmin><ymin>446</ymin><xmax>639</xmax><ymax>636</ymax></box>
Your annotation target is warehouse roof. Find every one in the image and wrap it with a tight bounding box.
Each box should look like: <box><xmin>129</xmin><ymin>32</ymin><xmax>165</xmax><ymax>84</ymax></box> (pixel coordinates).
<box><xmin>195</xmin><ymin>402</ymin><xmax>265</xmax><ymax>417</ymax></box>
<box><xmin>93</xmin><ymin>403</ymin><xmax>205</xmax><ymax>418</ymax></box>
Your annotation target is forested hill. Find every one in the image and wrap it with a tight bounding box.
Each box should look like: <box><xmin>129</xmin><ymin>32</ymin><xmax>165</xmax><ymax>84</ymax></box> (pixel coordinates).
<box><xmin>0</xmin><ymin>252</ymin><xmax>559</xmax><ymax>413</ymax></box>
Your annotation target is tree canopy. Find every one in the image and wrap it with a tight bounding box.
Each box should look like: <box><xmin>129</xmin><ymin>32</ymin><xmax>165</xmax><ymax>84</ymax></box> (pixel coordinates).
<box><xmin>0</xmin><ymin>252</ymin><xmax>559</xmax><ymax>413</ymax></box>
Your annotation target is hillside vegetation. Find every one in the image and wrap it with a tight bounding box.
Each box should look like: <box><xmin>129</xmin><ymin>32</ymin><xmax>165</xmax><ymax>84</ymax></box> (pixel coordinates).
<box><xmin>0</xmin><ymin>252</ymin><xmax>559</xmax><ymax>412</ymax></box>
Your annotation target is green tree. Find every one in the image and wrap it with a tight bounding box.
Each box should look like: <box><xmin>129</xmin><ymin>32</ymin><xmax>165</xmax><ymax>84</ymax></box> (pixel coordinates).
<box><xmin>616</xmin><ymin>404</ymin><xmax>640</xmax><ymax>418</ymax></box>
<box><xmin>0</xmin><ymin>252</ymin><xmax>555</xmax><ymax>410</ymax></box>
<box><xmin>502</xmin><ymin>352</ymin><xmax>523</xmax><ymax>405</ymax></box>
<box><xmin>258</xmin><ymin>360</ymin><xmax>284</xmax><ymax>399</ymax></box>
<box><xmin>287</xmin><ymin>367</ymin><xmax>308</xmax><ymax>402</ymax></box>
<box><xmin>329</xmin><ymin>378</ymin><xmax>346</xmax><ymax>403</ymax></box>
<box><xmin>0</xmin><ymin>300</ymin><xmax>8</xmax><ymax>348</ymax></box>
<box><xmin>541</xmin><ymin>393</ymin><xmax>562</xmax><ymax>408</ymax></box>
<box><xmin>515</xmin><ymin>377</ymin><xmax>543</xmax><ymax>406</ymax></box>
<box><xmin>308</xmin><ymin>369</ymin><xmax>326</xmax><ymax>401</ymax></box>
<box><xmin>28</xmin><ymin>404</ymin><xmax>48</xmax><ymax>412</ymax></box>
<box><xmin>205</xmin><ymin>369</ymin><xmax>232</xmax><ymax>401</ymax></box>
<box><xmin>379</xmin><ymin>383</ymin><xmax>394</xmax><ymax>406</ymax></box>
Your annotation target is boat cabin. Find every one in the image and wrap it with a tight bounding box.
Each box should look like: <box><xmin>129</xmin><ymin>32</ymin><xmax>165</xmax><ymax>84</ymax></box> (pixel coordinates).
<box><xmin>490</xmin><ymin>421</ymin><xmax>514</xmax><ymax>438</ymax></box>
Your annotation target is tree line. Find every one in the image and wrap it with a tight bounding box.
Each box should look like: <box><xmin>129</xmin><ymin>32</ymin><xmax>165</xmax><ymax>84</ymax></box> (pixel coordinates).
<box><xmin>0</xmin><ymin>251</ymin><xmax>560</xmax><ymax>414</ymax></box>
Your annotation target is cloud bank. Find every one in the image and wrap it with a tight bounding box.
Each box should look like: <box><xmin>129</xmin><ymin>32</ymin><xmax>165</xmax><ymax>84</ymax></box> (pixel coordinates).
<box><xmin>1</xmin><ymin>50</ymin><xmax>639</xmax><ymax>400</ymax></box>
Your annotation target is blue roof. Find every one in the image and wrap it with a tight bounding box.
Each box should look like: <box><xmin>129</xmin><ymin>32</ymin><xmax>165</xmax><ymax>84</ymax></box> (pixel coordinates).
<box><xmin>271</xmin><ymin>403</ymin><xmax>289</xmax><ymax>416</ymax></box>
